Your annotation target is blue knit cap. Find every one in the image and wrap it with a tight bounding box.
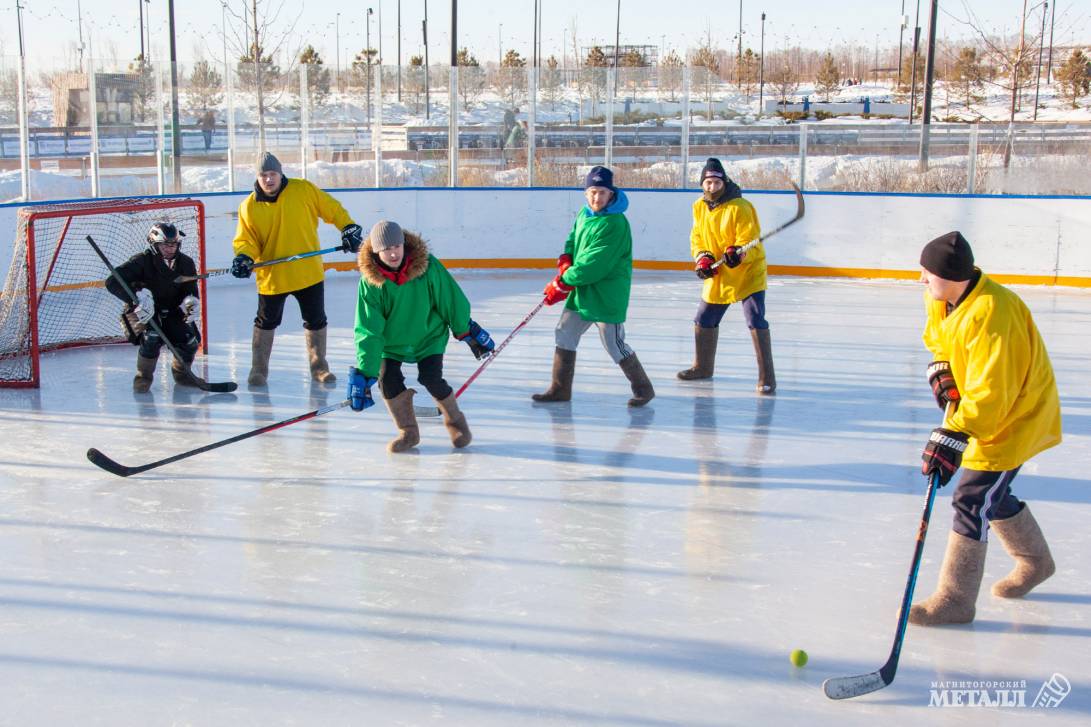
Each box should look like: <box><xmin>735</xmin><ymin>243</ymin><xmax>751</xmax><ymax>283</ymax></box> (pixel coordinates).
<box><xmin>584</xmin><ymin>165</ymin><xmax>616</xmax><ymax>191</ymax></box>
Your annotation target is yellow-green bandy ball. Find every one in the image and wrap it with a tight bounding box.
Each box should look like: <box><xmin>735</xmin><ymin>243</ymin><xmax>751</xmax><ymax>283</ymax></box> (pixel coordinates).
<box><xmin>790</xmin><ymin>649</ymin><xmax>808</xmax><ymax>667</ymax></box>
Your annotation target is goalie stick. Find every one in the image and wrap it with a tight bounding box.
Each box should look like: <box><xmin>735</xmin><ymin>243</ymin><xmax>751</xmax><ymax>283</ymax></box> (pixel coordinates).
<box><xmin>88</xmin><ymin>399</ymin><xmax>353</xmax><ymax>477</ymax></box>
<box><xmin>823</xmin><ymin>404</ymin><xmax>953</xmax><ymax>700</ymax></box>
<box><xmin>173</xmin><ymin>245</ymin><xmax>344</xmax><ymax>283</ymax></box>
<box><xmin>414</xmin><ymin>299</ymin><xmax>547</xmax><ymax>418</ymax></box>
<box><xmin>710</xmin><ymin>182</ymin><xmax>805</xmax><ymax>269</ymax></box>
<box><xmin>87</xmin><ymin>235</ymin><xmax>238</xmax><ymax>393</ymax></box>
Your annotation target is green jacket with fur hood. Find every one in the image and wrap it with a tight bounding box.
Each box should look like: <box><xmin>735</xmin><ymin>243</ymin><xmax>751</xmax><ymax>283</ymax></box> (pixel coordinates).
<box><xmin>354</xmin><ymin>232</ymin><xmax>472</xmax><ymax>377</ymax></box>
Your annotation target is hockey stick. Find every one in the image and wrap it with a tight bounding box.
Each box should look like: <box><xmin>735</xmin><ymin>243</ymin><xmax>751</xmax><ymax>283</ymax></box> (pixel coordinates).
<box><xmin>88</xmin><ymin>398</ymin><xmax>353</xmax><ymax>477</ymax></box>
<box><xmin>416</xmin><ymin>299</ymin><xmax>547</xmax><ymax>418</ymax></box>
<box><xmin>87</xmin><ymin>235</ymin><xmax>238</xmax><ymax>393</ymax></box>
<box><xmin>173</xmin><ymin>245</ymin><xmax>343</xmax><ymax>283</ymax></box>
<box><xmin>710</xmin><ymin>181</ymin><xmax>805</xmax><ymax>269</ymax></box>
<box><xmin>822</xmin><ymin>404</ymin><xmax>954</xmax><ymax>700</ymax></box>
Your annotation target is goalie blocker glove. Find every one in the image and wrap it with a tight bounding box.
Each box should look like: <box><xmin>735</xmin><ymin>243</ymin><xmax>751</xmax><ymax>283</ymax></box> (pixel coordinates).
<box><xmin>927</xmin><ymin>361</ymin><xmax>961</xmax><ymax>410</ymax></box>
<box><xmin>347</xmin><ymin>367</ymin><xmax>377</xmax><ymax>411</ymax></box>
<box><xmin>340</xmin><ymin>223</ymin><xmax>364</xmax><ymax>254</ymax></box>
<box><xmin>695</xmin><ymin>252</ymin><xmax>716</xmax><ymax>279</ymax></box>
<box><xmin>921</xmin><ymin>427</ymin><xmax>969</xmax><ymax>486</ymax></box>
<box><xmin>231</xmin><ymin>254</ymin><xmax>255</xmax><ymax>278</ymax></box>
<box><xmin>457</xmin><ymin>319</ymin><xmax>495</xmax><ymax>360</ymax></box>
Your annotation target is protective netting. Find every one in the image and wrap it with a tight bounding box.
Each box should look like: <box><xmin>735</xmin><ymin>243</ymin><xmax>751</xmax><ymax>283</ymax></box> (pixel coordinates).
<box><xmin>0</xmin><ymin>198</ymin><xmax>204</xmax><ymax>386</ymax></box>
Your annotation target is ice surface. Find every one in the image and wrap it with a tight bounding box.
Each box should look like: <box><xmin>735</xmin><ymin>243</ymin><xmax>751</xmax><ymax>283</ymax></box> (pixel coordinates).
<box><xmin>0</xmin><ymin>270</ymin><xmax>1088</xmax><ymax>725</ymax></box>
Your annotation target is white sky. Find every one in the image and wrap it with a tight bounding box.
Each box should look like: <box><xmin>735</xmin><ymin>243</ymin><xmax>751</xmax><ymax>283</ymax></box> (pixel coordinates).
<box><xmin>1</xmin><ymin>1</ymin><xmax>1087</xmax><ymax>71</ymax></box>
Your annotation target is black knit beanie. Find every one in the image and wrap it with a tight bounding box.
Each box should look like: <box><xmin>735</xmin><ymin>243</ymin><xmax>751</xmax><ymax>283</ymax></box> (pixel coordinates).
<box><xmin>701</xmin><ymin>157</ymin><xmax>727</xmax><ymax>183</ymax></box>
<box><xmin>920</xmin><ymin>231</ymin><xmax>975</xmax><ymax>281</ymax></box>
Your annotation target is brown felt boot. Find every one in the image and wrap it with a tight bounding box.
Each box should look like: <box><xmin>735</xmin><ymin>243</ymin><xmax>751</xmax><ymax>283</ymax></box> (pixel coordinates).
<box><xmin>619</xmin><ymin>353</ymin><xmax>655</xmax><ymax>407</ymax></box>
<box><xmin>436</xmin><ymin>393</ymin><xmax>472</xmax><ymax>448</ymax></box>
<box><xmin>751</xmin><ymin>328</ymin><xmax>776</xmax><ymax>395</ymax></box>
<box><xmin>171</xmin><ymin>353</ymin><xmax>201</xmax><ymax>387</ymax></box>
<box><xmin>990</xmin><ymin>506</ymin><xmax>1055</xmax><ymax>598</ymax></box>
<box><xmin>532</xmin><ymin>347</ymin><xmax>576</xmax><ymax>402</ymax></box>
<box><xmin>909</xmin><ymin>531</ymin><xmax>986</xmax><ymax>626</ymax></box>
<box><xmin>248</xmin><ymin>327</ymin><xmax>275</xmax><ymax>387</ymax></box>
<box><xmin>677</xmin><ymin>325</ymin><xmax>718</xmax><ymax>380</ymax></box>
<box><xmin>384</xmin><ymin>388</ymin><xmax>420</xmax><ymax>453</ymax></box>
<box><xmin>133</xmin><ymin>354</ymin><xmax>158</xmax><ymax>393</ymax></box>
<box><xmin>305</xmin><ymin>326</ymin><xmax>337</xmax><ymax>384</ymax></box>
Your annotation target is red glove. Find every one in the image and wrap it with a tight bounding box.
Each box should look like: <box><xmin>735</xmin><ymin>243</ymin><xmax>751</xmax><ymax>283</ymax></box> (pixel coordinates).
<box><xmin>695</xmin><ymin>252</ymin><xmax>715</xmax><ymax>279</ymax></box>
<box><xmin>543</xmin><ymin>273</ymin><xmax>574</xmax><ymax>305</ymax></box>
<box><xmin>557</xmin><ymin>254</ymin><xmax>573</xmax><ymax>276</ymax></box>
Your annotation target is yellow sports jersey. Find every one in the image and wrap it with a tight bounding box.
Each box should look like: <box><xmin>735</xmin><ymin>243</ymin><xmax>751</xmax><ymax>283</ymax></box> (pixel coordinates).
<box><xmin>233</xmin><ymin>179</ymin><xmax>354</xmax><ymax>295</ymax></box>
<box><xmin>923</xmin><ymin>272</ymin><xmax>1062</xmax><ymax>471</ymax></box>
<box><xmin>690</xmin><ymin>196</ymin><xmax>765</xmax><ymax>304</ymax></box>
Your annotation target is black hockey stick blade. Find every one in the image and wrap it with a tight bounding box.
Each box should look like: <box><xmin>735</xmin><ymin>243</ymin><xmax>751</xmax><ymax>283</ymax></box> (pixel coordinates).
<box><xmin>87</xmin><ymin>399</ymin><xmax>353</xmax><ymax>477</ymax></box>
<box><xmin>823</xmin><ymin>667</ymin><xmax>891</xmax><ymax>700</ymax></box>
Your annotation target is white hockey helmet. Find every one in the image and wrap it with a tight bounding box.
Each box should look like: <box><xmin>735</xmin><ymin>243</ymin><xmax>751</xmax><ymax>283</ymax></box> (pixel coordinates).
<box><xmin>146</xmin><ymin>222</ymin><xmax>185</xmax><ymax>254</ymax></box>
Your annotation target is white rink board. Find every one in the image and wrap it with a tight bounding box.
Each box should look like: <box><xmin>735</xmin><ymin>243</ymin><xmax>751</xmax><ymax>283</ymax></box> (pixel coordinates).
<box><xmin>2</xmin><ymin>189</ymin><xmax>1091</xmax><ymax>282</ymax></box>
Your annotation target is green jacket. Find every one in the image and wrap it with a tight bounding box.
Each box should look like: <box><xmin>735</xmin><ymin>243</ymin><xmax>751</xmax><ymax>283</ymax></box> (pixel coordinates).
<box><xmin>354</xmin><ymin>232</ymin><xmax>471</xmax><ymax>377</ymax></box>
<box><xmin>559</xmin><ymin>190</ymin><xmax>633</xmax><ymax>324</ymax></box>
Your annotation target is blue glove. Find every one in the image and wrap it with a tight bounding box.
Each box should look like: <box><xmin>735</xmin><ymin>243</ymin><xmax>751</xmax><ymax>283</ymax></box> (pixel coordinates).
<box><xmin>231</xmin><ymin>253</ymin><xmax>254</xmax><ymax>278</ymax></box>
<box><xmin>347</xmin><ymin>367</ymin><xmax>377</xmax><ymax>411</ymax></box>
<box><xmin>458</xmin><ymin>319</ymin><xmax>495</xmax><ymax>360</ymax></box>
<box><xmin>340</xmin><ymin>224</ymin><xmax>364</xmax><ymax>253</ymax></box>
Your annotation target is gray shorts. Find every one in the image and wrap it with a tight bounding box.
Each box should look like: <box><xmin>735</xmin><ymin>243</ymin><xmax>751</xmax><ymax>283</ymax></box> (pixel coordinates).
<box><xmin>554</xmin><ymin>308</ymin><xmax>634</xmax><ymax>364</ymax></box>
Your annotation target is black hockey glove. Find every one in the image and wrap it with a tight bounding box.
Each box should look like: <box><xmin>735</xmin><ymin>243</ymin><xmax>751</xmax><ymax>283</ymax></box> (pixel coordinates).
<box><xmin>927</xmin><ymin>361</ymin><xmax>961</xmax><ymax>410</ymax></box>
<box><xmin>722</xmin><ymin>246</ymin><xmax>745</xmax><ymax>268</ymax></box>
<box><xmin>231</xmin><ymin>254</ymin><xmax>254</xmax><ymax>278</ymax></box>
<box><xmin>340</xmin><ymin>223</ymin><xmax>364</xmax><ymax>253</ymax></box>
<box><xmin>921</xmin><ymin>427</ymin><xmax>969</xmax><ymax>486</ymax></box>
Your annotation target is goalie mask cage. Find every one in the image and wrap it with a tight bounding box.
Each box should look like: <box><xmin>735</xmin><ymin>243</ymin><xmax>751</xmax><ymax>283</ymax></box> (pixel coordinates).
<box><xmin>0</xmin><ymin>198</ymin><xmax>207</xmax><ymax>388</ymax></box>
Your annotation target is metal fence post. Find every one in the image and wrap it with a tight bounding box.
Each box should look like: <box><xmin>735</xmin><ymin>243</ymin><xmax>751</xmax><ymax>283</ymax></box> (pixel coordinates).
<box><xmin>605</xmin><ymin>69</ymin><xmax>615</xmax><ymax>169</ymax></box>
<box><xmin>681</xmin><ymin>66</ymin><xmax>691</xmax><ymax>189</ymax></box>
<box><xmin>448</xmin><ymin>65</ymin><xmax>457</xmax><ymax>188</ymax></box>
<box><xmin>528</xmin><ymin>65</ymin><xmax>537</xmax><ymax>187</ymax></box>
<box><xmin>155</xmin><ymin>63</ymin><xmax>166</xmax><ymax>195</ymax></box>
<box><xmin>798</xmin><ymin>122</ymin><xmax>808</xmax><ymax>191</ymax></box>
<box><xmin>88</xmin><ymin>46</ymin><xmax>101</xmax><ymax>198</ymax></box>
<box><xmin>375</xmin><ymin>63</ymin><xmax>383</xmax><ymax>188</ymax></box>
<box><xmin>967</xmin><ymin>124</ymin><xmax>978</xmax><ymax>195</ymax></box>
<box><xmin>17</xmin><ymin>55</ymin><xmax>31</xmax><ymax>201</ymax></box>
<box><xmin>299</xmin><ymin>64</ymin><xmax>309</xmax><ymax>181</ymax></box>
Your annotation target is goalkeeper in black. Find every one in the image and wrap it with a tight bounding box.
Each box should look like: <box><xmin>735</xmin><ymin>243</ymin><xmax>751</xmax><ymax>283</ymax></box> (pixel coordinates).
<box><xmin>104</xmin><ymin>222</ymin><xmax>202</xmax><ymax>392</ymax></box>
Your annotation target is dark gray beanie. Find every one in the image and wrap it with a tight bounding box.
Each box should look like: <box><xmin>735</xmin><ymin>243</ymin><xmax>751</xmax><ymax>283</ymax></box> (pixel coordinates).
<box><xmin>256</xmin><ymin>151</ymin><xmax>283</xmax><ymax>175</ymax></box>
<box><xmin>921</xmin><ymin>231</ymin><xmax>975</xmax><ymax>281</ymax></box>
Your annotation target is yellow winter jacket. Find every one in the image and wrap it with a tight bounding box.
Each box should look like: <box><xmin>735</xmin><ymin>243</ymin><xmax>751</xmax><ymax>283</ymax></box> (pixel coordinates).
<box><xmin>922</xmin><ymin>272</ymin><xmax>1062</xmax><ymax>471</ymax></box>
<box><xmin>690</xmin><ymin>196</ymin><xmax>765</xmax><ymax>305</ymax></box>
<box><xmin>233</xmin><ymin>179</ymin><xmax>355</xmax><ymax>296</ymax></box>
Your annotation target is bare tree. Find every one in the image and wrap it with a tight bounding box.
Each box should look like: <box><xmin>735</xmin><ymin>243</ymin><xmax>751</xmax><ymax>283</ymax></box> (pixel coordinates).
<box><xmin>659</xmin><ymin>49</ymin><xmax>683</xmax><ymax>102</ymax></box>
<box><xmin>541</xmin><ymin>55</ymin><xmax>563</xmax><ymax>111</ymax></box>
<box><xmin>224</xmin><ymin>0</ymin><xmax>302</xmax><ymax>151</ymax></box>
<box><xmin>769</xmin><ymin>64</ymin><xmax>800</xmax><ymax>104</ymax></box>
<box><xmin>456</xmin><ymin>48</ymin><xmax>486</xmax><ymax>110</ymax></box>
<box><xmin>692</xmin><ymin>30</ymin><xmax>721</xmax><ymax>121</ymax></box>
<box><xmin>738</xmin><ymin>48</ymin><xmax>759</xmax><ymax>100</ymax></box>
<box><xmin>405</xmin><ymin>55</ymin><xmax>425</xmax><ymax>114</ymax></box>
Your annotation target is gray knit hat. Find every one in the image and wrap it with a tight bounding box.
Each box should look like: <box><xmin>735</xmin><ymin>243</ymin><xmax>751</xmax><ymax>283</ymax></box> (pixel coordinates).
<box><xmin>369</xmin><ymin>220</ymin><xmax>405</xmax><ymax>252</ymax></box>
<box><xmin>255</xmin><ymin>151</ymin><xmax>283</xmax><ymax>175</ymax></box>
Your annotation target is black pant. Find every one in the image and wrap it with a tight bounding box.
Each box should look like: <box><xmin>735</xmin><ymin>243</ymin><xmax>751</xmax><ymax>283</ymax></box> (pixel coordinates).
<box><xmin>951</xmin><ymin>467</ymin><xmax>1024</xmax><ymax>541</ymax></box>
<box><xmin>140</xmin><ymin>317</ymin><xmax>200</xmax><ymax>362</ymax></box>
<box><xmin>254</xmin><ymin>281</ymin><xmax>327</xmax><ymax>331</ymax></box>
<box><xmin>379</xmin><ymin>353</ymin><xmax>452</xmax><ymax>400</ymax></box>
